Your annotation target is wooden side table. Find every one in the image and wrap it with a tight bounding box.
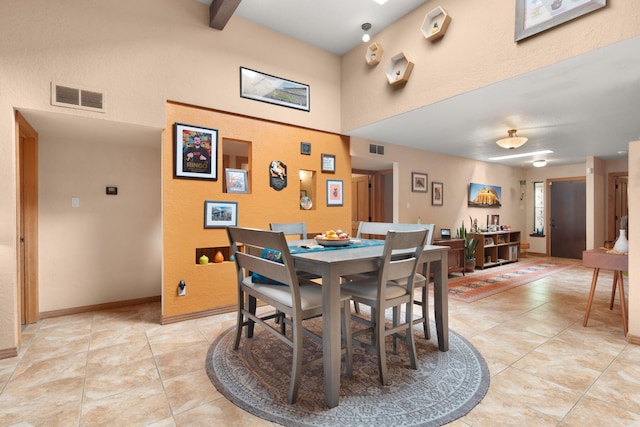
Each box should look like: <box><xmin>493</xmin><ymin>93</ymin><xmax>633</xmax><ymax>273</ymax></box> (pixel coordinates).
<box><xmin>582</xmin><ymin>249</ymin><xmax>628</xmax><ymax>336</ymax></box>
<box><xmin>433</xmin><ymin>238</ymin><xmax>465</xmax><ymax>276</ymax></box>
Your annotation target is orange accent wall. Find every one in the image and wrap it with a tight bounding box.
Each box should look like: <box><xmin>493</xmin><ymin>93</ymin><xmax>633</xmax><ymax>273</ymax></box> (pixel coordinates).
<box><xmin>163</xmin><ymin>102</ymin><xmax>352</xmax><ymax>319</ymax></box>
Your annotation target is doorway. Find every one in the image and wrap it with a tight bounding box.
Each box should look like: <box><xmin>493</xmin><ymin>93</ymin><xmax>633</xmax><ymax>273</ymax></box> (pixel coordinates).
<box><xmin>16</xmin><ymin>111</ymin><xmax>39</xmax><ymax>326</ymax></box>
<box><xmin>548</xmin><ymin>178</ymin><xmax>586</xmax><ymax>259</ymax></box>
<box><xmin>350</xmin><ymin>168</ymin><xmax>392</xmax><ymax>236</ymax></box>
<box><xmin>607</xmin><ymin>172</ymin><xmax>628</xmax><ymax>242</ymax></box>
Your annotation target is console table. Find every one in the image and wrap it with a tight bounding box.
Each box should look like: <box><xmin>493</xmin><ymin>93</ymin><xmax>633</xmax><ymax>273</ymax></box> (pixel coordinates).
<box><xmin>433</xmin><ymin>238</ymin><xmax>465</xmax><ymax>275</ymax></box>
<box><xmin>582</xmin><ymin>249</ymin><xmax>628</xmax><ymax>336</ymax></box>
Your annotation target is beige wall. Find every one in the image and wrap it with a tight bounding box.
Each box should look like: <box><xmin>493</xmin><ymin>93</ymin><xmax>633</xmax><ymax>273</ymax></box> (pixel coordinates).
<box><xmin>340</xmin><ymin>0</ymin><xmax>640</xmax><ymax>132</ymax></box>
<box><xmin>1</xmin><ymin>0</ymin><xmax>638</xmax><ymax>352</ymax></box>
<box><xmin>38</xmin><ymin>129</ymin><xmax>162</xmax><ymax>312</ymax></box>
<box><xmin>628</xmin><ymin>141</ymin><xmax>639</xmax><ymax>338</ymax></box>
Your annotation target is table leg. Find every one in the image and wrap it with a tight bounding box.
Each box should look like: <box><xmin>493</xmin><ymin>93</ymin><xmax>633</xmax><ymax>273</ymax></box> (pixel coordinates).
<box><xmin>322</xmin><ymin>268</ymin><xmax>341</xmax><ymax>408</ymax></box>
<box><xmin>617</xmin><ymin>271</ymin><xmax>628</xmax><ymax>336</ymax></box>
<box><xmin>583</xmin><ymin>267</ymin><xmax>599</xmax><ymax>327</ymax></box>
<box><xmin>432</xmin><ymin>255</ymin><xmax>449</xmax><ymax>352</ymax></box>
<box><xmin>609</xmin><ymin>272</ymin><xmax>617</xmax><ymax>310</ymax></box>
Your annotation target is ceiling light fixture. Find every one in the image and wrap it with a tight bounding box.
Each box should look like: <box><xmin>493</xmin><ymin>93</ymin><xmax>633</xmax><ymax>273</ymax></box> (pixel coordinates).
<box><xmin>532</xmin><ymin>159</ymin><xmax>547</xmax><ymax>167</ymax></box>
<box><xmin>361</xmin><ymin>23</ymin><xmax>372</xmax><ymax>43</ymax></box>
<box><xmin>496</xmin><ymin>129</ymin><xmax>528</xmax><ymax>149</ymax></box>
<box><xmin>488</xmin><ymin>150</ymin><xmax>553</xmax><ymax>161</ymax></box>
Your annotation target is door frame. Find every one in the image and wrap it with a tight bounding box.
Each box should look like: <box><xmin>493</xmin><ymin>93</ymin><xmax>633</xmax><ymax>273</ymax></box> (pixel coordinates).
<box><xmin>16</xmin><ymin>111</ymin><xmax>39</xmax><ymax>326</ymax></box>
<box><xmin>607</xmin><ymin>172</ymin><xmax>628</xmax><ymax>242</ymax></box>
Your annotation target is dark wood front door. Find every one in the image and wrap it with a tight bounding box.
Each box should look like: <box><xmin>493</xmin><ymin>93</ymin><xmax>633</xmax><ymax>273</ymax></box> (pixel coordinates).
<box><xmin>549</xmin><ymin>178</ymin><xmax>586</xmax><ymax>259</ymax></box>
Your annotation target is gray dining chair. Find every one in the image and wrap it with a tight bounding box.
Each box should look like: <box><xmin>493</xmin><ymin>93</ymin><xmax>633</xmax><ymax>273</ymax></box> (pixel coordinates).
<box><xmin>343</xmin><ymin>221</ymin><xmax>435</xmax><ymax>339</ymax></box>
<box><xmin>341</xmin><ymin>228</ymin><xmax>429</xmax><ymax>385</ymax></box>
<box><xmin>227</xmin><ymin>226</ymin><xmax>353</xmax><ymax>404</ymax></box>
<box><xmin>269</xmin><ymin>222</ymin><xmax>307</xmax><ymax>239</ymax></box>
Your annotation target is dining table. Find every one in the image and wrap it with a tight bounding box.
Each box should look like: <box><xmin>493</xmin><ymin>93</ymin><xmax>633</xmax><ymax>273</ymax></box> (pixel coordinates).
<box><xmin>288</xmin><ymin>238</ymin><xmax>450</xmax><ymax>408</ymax></box>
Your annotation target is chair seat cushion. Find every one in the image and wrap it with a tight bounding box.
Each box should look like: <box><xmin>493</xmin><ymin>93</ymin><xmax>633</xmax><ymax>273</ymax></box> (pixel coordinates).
<box><xmin>341</xmin><ymin>280</ymin><xmax>407</xmax><ymax>301</ymax></box>
<box><xmin>243</xmin><ymin>277</ymin><xmax>351</xmax><ymax>310</ymax></box>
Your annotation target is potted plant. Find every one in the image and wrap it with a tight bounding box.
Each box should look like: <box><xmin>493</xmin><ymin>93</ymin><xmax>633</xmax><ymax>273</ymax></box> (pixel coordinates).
<box><xmin>458</xmin><ymin>219</ymin><xmax>479</xmax><ymax>272</ymax></box>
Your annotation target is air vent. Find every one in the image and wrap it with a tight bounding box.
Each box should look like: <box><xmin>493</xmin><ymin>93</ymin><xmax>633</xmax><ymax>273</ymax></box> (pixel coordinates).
<box><xmin>369</xmin><ymin>144</ymin><xmax>385</xmax><ymax>155</ymax></box>
<box><xmin>51</xmin><ymin>82</ymin><xmax>106</xmax><ymax>113</ymax></box>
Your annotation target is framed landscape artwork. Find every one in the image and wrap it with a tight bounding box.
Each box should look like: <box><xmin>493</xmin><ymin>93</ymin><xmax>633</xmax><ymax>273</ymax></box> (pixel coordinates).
<box><xmin>204</xmin><ymin>201</ymin><xmax>238</xmax><ymax>228</ymax></box>
<box><xmin>240</xmin><ymin>67</ymin><xmax>310</xmax><ymax>111</ymax></box>
<box><xmin>468</xmin><ymin>183</ymin><xmax>502</xmax><ymax>208</ymax></box>
<box><xmin>515</xmin><ymin>0</ymin><xmax>606</xmax><ymax>41</ymax></box>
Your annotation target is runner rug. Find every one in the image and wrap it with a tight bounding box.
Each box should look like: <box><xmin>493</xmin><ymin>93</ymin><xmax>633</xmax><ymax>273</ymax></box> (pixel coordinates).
<box><xmin>206</xmin><ymin>318</ymin><xmax>489</xmax><ymax>427</ymax></box>
<box><xmin>448</xmin><ymin>260</ymin><xmax>574</xmax><ymax>303</ymax></box>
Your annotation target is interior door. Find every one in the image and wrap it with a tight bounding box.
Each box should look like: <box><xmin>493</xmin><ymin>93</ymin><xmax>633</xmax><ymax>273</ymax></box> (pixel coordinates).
<box><xmin>549</xmin><ymin>179</ymin><xmax>586</xmax><ymax>259</ymax></box>
<box><xmin>16</xmin><ymin>111</ymin><xmax>39</xmax><ymax>325</ymax></box>
<box><xmin>614</xmin><ymin>174</ymin><xmax>628</xmax><ymax>238</ymax></box>
<box><xmin>351</xmin><ymin>175</ymin><xmax>370</xmax><ymax>236</ymax></box>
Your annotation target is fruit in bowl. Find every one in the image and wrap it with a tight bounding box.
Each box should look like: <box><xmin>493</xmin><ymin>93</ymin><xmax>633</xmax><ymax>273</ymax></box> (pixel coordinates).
<box><xmin>316</xmin><ymin>229</ymin><xmax>349</xmax><ymax>240</ymax></box>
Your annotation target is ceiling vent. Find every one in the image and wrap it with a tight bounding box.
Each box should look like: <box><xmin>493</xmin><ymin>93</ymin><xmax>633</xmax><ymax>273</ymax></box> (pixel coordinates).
<box><xmin>51</xmin><ymin>82</ymin><xmax>106</xmax><ymax>113</ymax></box>
<box><xmin>369</xmin><ymin>144</ymin><xmax>385</xmax><ymax>155</ymax></box>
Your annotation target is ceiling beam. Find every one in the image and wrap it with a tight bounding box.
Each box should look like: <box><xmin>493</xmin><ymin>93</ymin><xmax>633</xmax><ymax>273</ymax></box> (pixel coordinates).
<box><xmin>209</xmin><ymin>0</ymin><xmax>241</xmax><ymax>30</ymax></box>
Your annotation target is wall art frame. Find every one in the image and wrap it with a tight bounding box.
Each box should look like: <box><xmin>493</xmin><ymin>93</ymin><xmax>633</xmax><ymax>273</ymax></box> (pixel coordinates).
<box><xmin>468</xmin><ymin>183</ymin><xmax>502</xmax><ymax>208</ymax></box>
<box><xmin>432</xmin><ymin>181</ymin><xmax>443</xmax><ymax>206</ymax></box>
<box><xmin>515</xmin><ymin>0</ymin><xmax>606</xmax><ymax>42</ymax></box>
<box><xmin>321</xmin><ymin>153</ymin><xmax>336</xmax><ymax>173</ymax></box>
<box><xmin>300</xmin><ymin>142</ymin><xmax>311</xmax><ymax>155</ymax></box>
<box><xmin>174</xmin><ymin>122</ymin><xmax>218</xmax><ymax>180</ymax></box>
<box><xmin>326</xmin><ymin>179</ymin><xmax>344</xmax><ymax>206</ymax></box>
<box><xmin>225</xmin><ymin>168</ymin><xmax>249</xmax><ymax>194</ymax></box>
<box><xmin>240</xmin><ymin>67</ymin><xmax>310</xmax><ymax>111</ymax></box>
<box><xmin>204</xmin><ymin>200</ymin><xmax>237</xmax><ymax>228</ymax></box>
<box><xmin>411</xmin><ymin>172</ymin><xmax>428</xmax><ymax>193</ymax></box>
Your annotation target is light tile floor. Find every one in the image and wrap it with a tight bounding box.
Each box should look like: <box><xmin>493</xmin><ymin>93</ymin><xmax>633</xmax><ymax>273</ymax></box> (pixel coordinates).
<box><xmin>1</xmin><ymin>256</ymin><xmax>638</xmax><ymax>426</ymax></box>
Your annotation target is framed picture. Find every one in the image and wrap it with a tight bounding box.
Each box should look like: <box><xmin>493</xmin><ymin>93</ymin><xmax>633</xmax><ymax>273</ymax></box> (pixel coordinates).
<box><xmin>204</xmin><ymin>201</ymin><xmax>237</xmax><ymax>228</ymax></box>
<box><xmin>411</xmin><ymin>172</ymin><xmax>428</xmax><ymax>193</ymax></box>
<box><xmin>321</xmin><ymin>153</ymin><xmax>336</xmax><ymax>173</ymax></box>
<box><xmin>225</xmin><ymin>168</ymin><xmax>249</xmax><ymax>194</ymax></box>
<box><xmin>432</xmin><ymin>182</ymin><xmax>443</xmax><ymax>206</ymax></box>
<box><xmin>468</xmin><ymin>183</ymin><xmax>502</xmax><ymax>208</ymax></box>
<box><xmin>300</xmin><ymin>142</ymin><xmax>311</xmax><ymax>155</ymax></box>
<box><xmin>326</xmin><ymin>179</ymin><xmax>344</xmax><ymax>206</ymax></box>
<box><xmin>174</xmin><ymin>123</ymin><xmax>218</xmax><ymax>180</ymax></box>
<box><xmin>240</xmin><ymin>67</ymin><xmax>310</xmax><ymax>111</ymax></box>
<box><xmin>515</xmin><ymin>0</ymin><xmax>606</xmax><ymax>41</ymax></box>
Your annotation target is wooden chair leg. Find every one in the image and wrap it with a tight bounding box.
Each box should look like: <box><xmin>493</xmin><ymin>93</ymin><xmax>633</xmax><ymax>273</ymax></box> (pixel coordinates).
<box><xmin>288</xmin><ymin>317</ymin><xmax>304</xmax><ymax>404</ymax></box>
<box><xmin>617</xmin><ymin>271</ymin><xmax>628</xmax><ymax>336</ymax></box>
<box><xmin>341</xmin><ymin>301</ymin><xmax>353</xmax><ymax>378</ymax></box>
<box><xmin>375</xmin><ymin>305</ymin><xmax>389</xmax><ymax>386</ymax></box>
<box><xmin>583</xmin><ymin>268</ymin><xmax>600</xmax><ymax>327</ymax></box>
<box><xmin>421</xmin><ymin>286</ymin><xmax>430</xmax><ymax>340</ymax></box>
<box><xmin>610</xmin><ymin>273</ymin><xmax>617</xmax><ymax>310</ymax></box>
<box><xmin>405</xmin><ymin>301</ymin><xmax>418</xmax><ymax>370</ymax></box>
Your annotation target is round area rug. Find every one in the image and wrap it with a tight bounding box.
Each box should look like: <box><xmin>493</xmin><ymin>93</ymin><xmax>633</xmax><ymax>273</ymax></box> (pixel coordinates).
<box><xmin>206</xmin><ymin>317</ymin><xmax>489</xmax><ymax>427</ymax></box>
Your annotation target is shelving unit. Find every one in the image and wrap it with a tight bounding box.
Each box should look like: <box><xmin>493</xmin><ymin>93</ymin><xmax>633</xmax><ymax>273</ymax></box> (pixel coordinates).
<box><xmin>385</xmin><ymin>52</ymin><xmax>414</xmax><ymax>86</ymax></box>
<box><xmin>365</xmin><ymin>42</ymin><xmax>383</xmax><ymax>65</ymax></box>
<box><xmin>433</xmin><ymin>238</ymin><xmax>465</xmax><ymax>275</ymax></box>
<box><xmin>470</xmin><ymin>230</ymin><xmax>520</xmax><ymax>269</ymax></box>
<box><xmin>421</xmin><ymin>6</ymin><xmax>451</xmax><ymax>42</ymax></box>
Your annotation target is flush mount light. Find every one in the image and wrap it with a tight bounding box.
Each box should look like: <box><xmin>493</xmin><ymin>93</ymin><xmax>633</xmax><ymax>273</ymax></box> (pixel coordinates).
<box><xmin>361</xmin><ymin>23</ymin><xmax>372</xmax><ymax>42</ymax></box>
<box><xmin>496</xmin><ymin>129</ymin><xmax>528</xmax><ymax>149</ymax></box>
<box><xmin>532</xmin><ymin>159</ymin><xmax>547</xmax><ymax>167</ymax></box>
<box><xmin>488</xmin><ymin>150</ymin><xmax>553</xmax><ymax>161</ymax></box>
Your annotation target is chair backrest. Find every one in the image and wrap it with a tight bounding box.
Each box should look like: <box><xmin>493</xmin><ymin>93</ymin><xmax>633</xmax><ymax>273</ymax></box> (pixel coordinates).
<box><xmin>270</xmin><ymin>222</ymin><xmax>307</xmax><ymax>239</ymax></box>
<box><xmin>356</xmin><ymin>221</ymin><xmax>435</xmax><ymax>245</ymax></box>
<box><xmin>378</xmin><ymin>229</ymin><xmax>429</xmax><ymax>297</ymax></box>
<box><xmin>227</xmin><ymin>227</ymin><xmax>301</xmax><ymax>305</ymax></box>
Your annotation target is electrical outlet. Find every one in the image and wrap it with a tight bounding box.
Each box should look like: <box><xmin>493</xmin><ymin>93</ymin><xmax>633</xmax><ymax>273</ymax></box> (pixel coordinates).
<box><xmin>178</xmin><ymin>280</ymin><xmax>186</xmax><ymax>296</ymax></box>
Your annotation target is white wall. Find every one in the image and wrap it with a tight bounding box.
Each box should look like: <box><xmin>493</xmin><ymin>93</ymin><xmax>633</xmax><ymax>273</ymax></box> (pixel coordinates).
<box><xmin>628</xmin><ymin>141</ymin><xmax>639</xmax><ymax>339</ymax></box>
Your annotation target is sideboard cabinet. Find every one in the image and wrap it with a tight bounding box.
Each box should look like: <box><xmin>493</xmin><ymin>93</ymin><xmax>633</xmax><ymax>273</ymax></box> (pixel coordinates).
<box><xmin>433</xmin><ymin>238</ymin><xmax>465</xmax><ymax>275</ymax></box>
<box><xmin>469</xmin><ymin>231</ymin><xmax>520</xmax><ymax>269</ymax></box>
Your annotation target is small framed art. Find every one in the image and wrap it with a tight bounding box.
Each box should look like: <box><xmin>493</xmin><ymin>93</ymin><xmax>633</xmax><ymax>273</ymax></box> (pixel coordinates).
<box><xmin>204</xmin><ymin>201</ymin><xmax>238</xmax><ymax>228</ymax></box>
<box><xmin>326</xmin><ymin>180</ymin><xmax>343</xmax><ymax>206</ymax></box>
<box><xmin>411</xmin><ymin>172</ymin><xmax>428</xmax><ymax>193</ymax></box>
<box><xmin>321</xmin><ymin>153</ymin><xmax>336</xmax><ymax>173</ymax></box>
<box><xmin>174</xmin><ymin>123</ymin><xmax>218</xmax><ymax>180</ymax></box>
<box><xmin>432</xmin><ymin>182</ymin><xmax>443</xmax><ymax>206</ymax></box>
<box><xmin>300</xmin><ymin>142</ymin><xmax>311</xmax><ymax>155</ymax></box>
<box><xmin>225</xmin><ymin>168</ymin><xmax>249</xmax><ymax>194</ymax></box>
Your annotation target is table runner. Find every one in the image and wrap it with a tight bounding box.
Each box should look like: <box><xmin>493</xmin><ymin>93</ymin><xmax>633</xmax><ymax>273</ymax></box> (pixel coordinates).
<box><xmin>289</xmin><ymin>238</ymin><xmax>384</xmax><ymax>254</ymax></box>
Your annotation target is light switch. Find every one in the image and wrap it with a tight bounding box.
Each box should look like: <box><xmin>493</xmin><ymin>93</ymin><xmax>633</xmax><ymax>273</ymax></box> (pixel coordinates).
<box><xmin>71</xmin><ymin>197</ymin><xmax>80</xmax><ymax>208</ymax></box>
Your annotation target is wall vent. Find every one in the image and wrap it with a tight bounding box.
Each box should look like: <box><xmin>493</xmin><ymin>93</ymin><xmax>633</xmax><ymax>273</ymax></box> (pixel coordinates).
<box><xmin>369</xmin><ymin>144</ymin><xmax>385</xmax><ymax>155</ymax></box>
<box><xmin>51</xmin><ymin>82</ymin><xmax>106</xmax><ymax>113</ymax></box>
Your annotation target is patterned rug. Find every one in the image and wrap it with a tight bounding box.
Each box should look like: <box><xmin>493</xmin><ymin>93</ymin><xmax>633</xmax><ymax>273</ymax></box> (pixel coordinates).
<box><xmin>448</xmin><ymin>260</ymin><xmax>574</xmax><ymax>303</ymax></box>
<box><xmin>206</xmin><ymin>317</ymin><xmax>489</xmax><ymax>427</ymax></box>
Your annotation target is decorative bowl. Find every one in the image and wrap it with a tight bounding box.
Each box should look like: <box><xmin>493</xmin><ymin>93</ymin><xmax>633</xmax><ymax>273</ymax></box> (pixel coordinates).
<box><xmin>315</xmin><ymin>238</ymin><xmax>351</xmax><ymax>247</ymax></box>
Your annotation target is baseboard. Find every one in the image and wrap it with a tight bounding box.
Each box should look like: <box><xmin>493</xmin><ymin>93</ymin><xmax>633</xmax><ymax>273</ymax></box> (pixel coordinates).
<box><xmin>39</xmin><ymin>296</ymin><xmax>161</xmax><ymax>319</ymax></box>
<box><xmin>628</xmin><ymin>333</ymin><xmax>640</xmax><ymax>345</ymax></box>
<box><xmin>161</xmin><ymin>304</ymin><xmax>237</xmax><ymax>325</ymax></box>
<box><xmin>0</xmin><ymin>347</ymin><xmax>18</xmax><ymax>360</ymax></box>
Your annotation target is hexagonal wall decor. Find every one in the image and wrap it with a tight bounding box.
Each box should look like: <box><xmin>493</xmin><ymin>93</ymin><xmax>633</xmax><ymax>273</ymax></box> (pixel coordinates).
<box><xmin>385</xmin><ymin>52</ymin><xmax>414</xmax><ymax>86</ymax></box>
<box><xmin>365</xmin><ymin>42</ymin><xmax>383</xmax><ymax>66</ymax></box>
<box><xmin>421</xmin><ymin>6</ymin><xmax>451</xmax><ymax>42</ymax></box>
